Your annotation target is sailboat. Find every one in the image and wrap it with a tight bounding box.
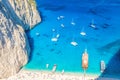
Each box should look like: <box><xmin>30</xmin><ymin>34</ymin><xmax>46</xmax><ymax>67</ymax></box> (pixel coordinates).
<box><xmin>71</xmin><ymin>18</ymin><xmax>76</xmax><ymax>26</ymax></box>
<box><xmin>70</xmin><ymin>36</ymin><xmax>78</xmax><ymax>46</ymax></box>
<box><xmin>80</xmin><ymin>26</ymin><xmax>86</xmax><ymax>36</ymax></box>
<box><xmin>71</xmin><ymin>41</ymin><xmax>78</xmax><ymax>46</ymax></box>
<box><xmin>51</xmin><ymin>29</ymin><xmax>60</xmax><ymax>42</ymax></box>
<box><xmin>90</xmin><ymin>19</ymin><xmax>96</xmax><ymax>29</ymax></box>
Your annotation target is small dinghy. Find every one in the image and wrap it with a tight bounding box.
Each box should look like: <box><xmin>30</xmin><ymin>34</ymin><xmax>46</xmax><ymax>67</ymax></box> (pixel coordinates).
<box><xmin>57</xmin><ymin>16</ymin><xmax>64</xmax><ymax>20</ymax></box>
<box><xmin>61</xmin><ymin>69</ymin><xmax>64</xmax><ymax>75</ymax></box>
<box><xmin>46</xmin><ymin>64</ymin><xmax>49</xmax><ymax>68</ymax></box>
<box><xmin>90</xmin><ymin>24</ymin><xmax>96</xmax><ymax>28</ymax></box>
<box><xmin>36</xmin><ymin>32</ymin><xmax>40</xmax><ymax>36</ymax></box>
<box><xmin>52</xmin><ymin>64</ymin><xmax>57</xmax><ymax>73</ymax></box>
<box><xmin>60</xmin><ymin>23</ymin><xmax>65</xmax><ymax>28</ymax></box>
<box><xmin>56</xmin><ymin>34</ymin><xmax>60</xmax><ymax>38</ymax></box>
<box><xmin>57</xmin><ymin>16</ymin><xmax>60</xmax><ymax>20</ymax></box>
<box><xmin>59</xmin><ymin>16</ymin><xmax>64</xmax><ymax>19</ymax></box>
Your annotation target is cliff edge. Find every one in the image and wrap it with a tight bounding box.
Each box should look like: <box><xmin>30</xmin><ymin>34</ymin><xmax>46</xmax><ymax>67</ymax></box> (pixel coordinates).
<box><xmin>0</xmin><ymin>0</ymin><xmax>41</xmax><ymax>78</ymax></box>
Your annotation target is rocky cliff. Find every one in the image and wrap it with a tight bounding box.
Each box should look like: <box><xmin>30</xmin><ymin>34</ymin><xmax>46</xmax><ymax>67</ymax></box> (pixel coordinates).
<box><xmin>0</xmin><ymin>0</ymin><xmax>41</xmax><ymax>78</ymax></box>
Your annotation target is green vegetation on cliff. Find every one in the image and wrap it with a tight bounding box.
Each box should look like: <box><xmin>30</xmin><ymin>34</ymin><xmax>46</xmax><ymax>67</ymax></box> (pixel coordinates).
<box><xmin>28</xmin><ymin>0</ymin><xmax>36</xmax><ymax>9</ymax></box>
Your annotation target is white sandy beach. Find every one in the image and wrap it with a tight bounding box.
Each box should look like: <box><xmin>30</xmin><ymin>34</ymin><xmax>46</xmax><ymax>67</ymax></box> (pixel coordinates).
<box><xmin>1</xmin><ymin>69</ymin><xmax>119</xmax><ymax>80</ymax></box>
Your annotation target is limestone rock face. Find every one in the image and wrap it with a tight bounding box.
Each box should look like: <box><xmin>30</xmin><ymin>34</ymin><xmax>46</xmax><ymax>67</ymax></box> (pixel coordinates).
<box><xmin>8</xmin><ymin>0</ymin><xmax>41</xmax><ymax>30</ymax></box>
<box><xmin>0</xmin><ymin>0</ymin><xmax>41</xmax><ymax>78</ymax></box>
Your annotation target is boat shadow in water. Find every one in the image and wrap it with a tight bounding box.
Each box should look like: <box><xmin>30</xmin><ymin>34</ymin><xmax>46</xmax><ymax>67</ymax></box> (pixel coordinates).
<box><xmin>97</xmin><ymin>49</ymin><xmax>120</xmax><ymax>79</ymax></box>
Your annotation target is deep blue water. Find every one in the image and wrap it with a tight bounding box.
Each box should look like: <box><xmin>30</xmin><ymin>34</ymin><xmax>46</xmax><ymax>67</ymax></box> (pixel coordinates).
<box><xmin>24</xmin><ymin>0</ymin><xmax>120</xmax><ymax>78</ymax></box>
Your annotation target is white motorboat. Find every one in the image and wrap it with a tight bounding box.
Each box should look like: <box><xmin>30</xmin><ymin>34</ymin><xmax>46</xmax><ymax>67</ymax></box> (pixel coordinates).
<box><xmin>70</xmin><ymin>41</ymin><xmax>78</xmax><ymax>46</ymax></box>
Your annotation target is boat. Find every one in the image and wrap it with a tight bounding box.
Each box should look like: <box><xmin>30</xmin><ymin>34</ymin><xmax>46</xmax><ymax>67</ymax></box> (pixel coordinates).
<box><xmin>56</xmin><ymin>34</ymin><xmax>60</xmax><ymax>38</ymax></box>
<box><xmin>60</xmin><ymin>23</ymin><xmax>65</xmax><ymax>28</ymax></box>
<box><xmin>100</xmin><ymin>60</ymin><xmax>105</xmax><ymax>73</ymax></box>
<box><xmin>51</xmin><ymin>37</ymin><xmax>58</xmax><ymax>42</ymax></box>
<box><xmin>61</xmin><ymin>69</ymin><xmax>64</xmax><ymax>74</ymax></box>
<box><xmin>52</xmin><ymin>28</ymin><xmax>55</xmax><ymax>32</ymax></box>
<box><xmin>70</xmin><ymin>36</ymin><xmax>78</xmax><ymax>46</ymax></box>
<box><xmin>57</xmin><ymin>16</ymin><xmax>60</xmax><ymax>20</ymax></box>
<box><xmin>57</xmin><ymin>15</ymin><xmax>64</xmax><ymax>20</ymax></box>
<box><xmin>71</xmin><ymin>18</ymin><xmax>76</xmax><ymax>26</ymax></box>
<box><xmin>36</xmin><ymin>32</ymin><xmax>40</xmax><ymax>36</ymax></box>
<box><xmin>51</xmin><ymin>29</ymin><xmax>60</xmax><ymax>42</ymax></box>
<box><xmin>82</xmin><ymin>49</ymin><xmax>88</xmax><ymax>80</ymax></box>
<box><xmin>80</xmin><ymin>26</ymin><xmax>86</xmax><ymax>36</ymax></box>
<box><xmin>70</xmin><ymin>41</ymin><xmax>78</xmax><ymax>46</ymax></box>
<box><xmin>82</xmin><ymin>49</ymin><xmax>88</xmax><ymax>70</ymax></box>
<box><xmin>90</xmin><ymin>19</ymin><xmax>96</xmax><ymax>29</ymax></box>
<box><xmin>80</xmin><ymin>31</ymin><xmax>86</xmax><ymax>36</ymax></box>
<box><xmin>52</xmin><ymin>64</ymin><xmax>57</xmax><ymax>73</ymax></box>
<box><xmin>46</xmin><ymin>64</ymin><xmax>49</xmax><ymax>68</ymax></box>
<box><xmin>59</xmin><ymin>15</ymin><xmax>64</xmax><ymax>19</ymax></box>
<box><xmin>51</xmin><ymin>34</ymin><xmax>60</xmax><ymax>42</ymax></box>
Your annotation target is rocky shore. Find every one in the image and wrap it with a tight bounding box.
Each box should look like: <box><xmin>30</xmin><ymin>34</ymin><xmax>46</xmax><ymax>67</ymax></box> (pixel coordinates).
<box><xmin>1</xmin><ymin>70</ymin><xmax>120</xmax><ymax>80</ymax></box>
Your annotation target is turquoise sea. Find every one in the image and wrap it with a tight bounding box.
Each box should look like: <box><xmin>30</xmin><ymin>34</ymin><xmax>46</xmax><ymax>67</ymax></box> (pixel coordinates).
<box><xmin>24</xmin><ymin>0</ymin><xmax>120</xmax><ymax>78</ymax></box>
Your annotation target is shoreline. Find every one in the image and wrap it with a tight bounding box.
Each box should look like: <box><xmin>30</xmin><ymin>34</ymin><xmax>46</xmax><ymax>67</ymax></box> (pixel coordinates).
<box><xmin>23</xmin><ymin>67</ymin><xmax>101</xmax><ymax>77</ymax></box>
<box><xmin>2</xmin><ymin>69</ymin><xmax>120</xmax><ymax>80</ymax></box>
<box><xmin>23</xmin><ymin>68</ymin><xmax>100</xmax><ymax>76</ymax></box>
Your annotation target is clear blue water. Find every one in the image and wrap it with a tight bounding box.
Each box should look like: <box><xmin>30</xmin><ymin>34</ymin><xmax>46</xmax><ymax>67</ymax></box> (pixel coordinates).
<box><xmin>24</xmin><ymin>0</ymin><xmax>120</xmax><ymax>78</ymax></box>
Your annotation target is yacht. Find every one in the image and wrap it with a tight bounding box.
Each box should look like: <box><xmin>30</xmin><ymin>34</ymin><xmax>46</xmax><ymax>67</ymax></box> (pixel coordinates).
<box><xmin>80</xmin><ymin>27</ymin><xmax>86</xmax><ymax>36</ymax></box>
<box><xmin>90</xmin><ymin>19</ymin><xmax>96</xmax><ymax>29</ymax></box>
<box><xmin>70</xmin><ymin>41</ymin><xmax>78</xmax><ymax>46</ymax></box>
<box><xmin>71</xmin><ymin>18</ymin><xmax>76</xmax><ymax>26</ymax></box>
